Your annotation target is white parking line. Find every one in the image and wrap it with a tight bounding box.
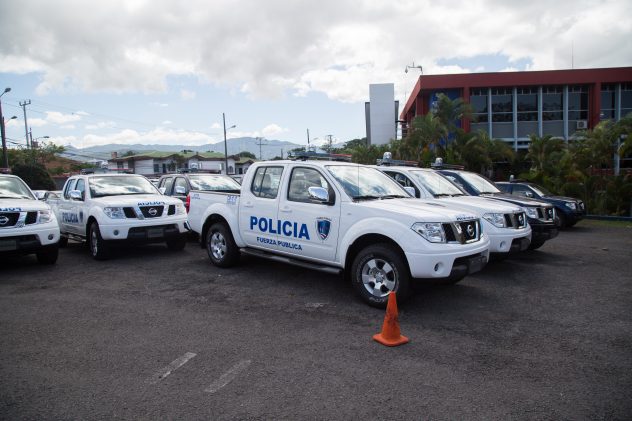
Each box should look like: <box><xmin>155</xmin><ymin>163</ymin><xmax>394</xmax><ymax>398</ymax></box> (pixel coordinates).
<box><xmin>147</xmin><ymin>352</ymin><xmax>197</xmax><ymax>385</ymax></box>
<box><xmin>204</xmin><ymin>359</ymin><xmax>252</xmax><ymax>394</ymax></box>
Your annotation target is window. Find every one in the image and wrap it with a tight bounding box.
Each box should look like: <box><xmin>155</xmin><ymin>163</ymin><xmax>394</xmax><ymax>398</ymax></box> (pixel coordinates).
<box><xmin>161</xmin><ymin>177</ymin><xmax>174</xmax><ymax>195</ymax></box>
<box><xmin>287</xmin><ymin>167</ymin><xmax>332</xmax><ymax>203</ymax></box>
<box><xmin>251</xmin><ymin>166</ymin><xmax>283</xmax><ymax>199</ymax></box>
<box><xmin>622</xmin><ymin>82</ymin><xmax>632</xmax><ymax>118</ymax></box>
<box><xmin>384</xmin><ymin>171</ymin><xmax>419</xmax><ymax>197</ymax></box>
<box><xmin>75</xmin><ymin>179</ymin><xmax>86</xmax><ymax>201</ymax></box>
<box><xmin>470</xmin><ymin>88</ymin><xmax>488</xmax><ymax>123</ymax></box>
<box><xmin>154</xmin><ymin>163</ymin><xmax>160</xmax><ymax>173</ymax></box>
<box><xmin>568</xmin><ymin>85</ymin><xmax>588</xmax><ymax>120</ymax></box>
<box><xmin>511</xmin><ymin>184</ymin><xmax>535</xmax><ymax>198</ymax></box>
<box><xmin>491</xmin><ymin>87</ymin><xmax>513</xmax><ymax>122</ymax></box>
<box><xmin>117</xmin><ymin>162</ymin><xmax>124</xmax><ymax>169</ymax></box>
<box><xmin>64</xmin><ymin>179</ymin><xmax>77</xmax><ymax>199</ymax></box>
<box><xmin>174</xmin><ymin>177</ymin><xmax>188</xmax><ymax>195</ymax></box>
<box><xmin>517</xmin><ymin>87</ymin><xmax>538</xmax><ymax>121</ymax></box>
<box><xmin>542</xmin><ymin>86</ymin><xmax>563</xmax><ymax>121</ymax></box>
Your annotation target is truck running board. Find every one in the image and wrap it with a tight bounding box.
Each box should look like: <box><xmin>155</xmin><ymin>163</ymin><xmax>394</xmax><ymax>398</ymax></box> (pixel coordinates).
<box><xmin>240</xmin><ymin>248</ymin><xmax>342</xmax><ymax>275</ymax></box>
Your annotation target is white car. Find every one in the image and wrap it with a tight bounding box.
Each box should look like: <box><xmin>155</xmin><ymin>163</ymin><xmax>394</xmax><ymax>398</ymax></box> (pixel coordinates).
<box><xmin>50</xmin><ymin>173</ymin><xmax>189</xmax><ymax>260</ymax></box>
<box><xmin>377</xmin><ymin>165</ymin><xmax>532</xmax><ymax>257</ymax></box>
<box><xmin>0</xmin><ymin>174</ymin><xmax>60</xmax><ymax>264</ymax></box>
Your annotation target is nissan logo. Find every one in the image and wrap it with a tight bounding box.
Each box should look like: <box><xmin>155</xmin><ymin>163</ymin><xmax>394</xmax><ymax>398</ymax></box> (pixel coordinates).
<box><xmin>148</xmin><ymin>207</ymin><xmax>157</xmax><ymax>216</ymax></box>
<box><xmin>0</xmin><ymin>216</ymin><xmax>8</xmax><ymax>225</ymax></box>
<box><xmin>466</xmin><ymin>224</ymin><xmax>475</xmax><ymax>237</ymax></box>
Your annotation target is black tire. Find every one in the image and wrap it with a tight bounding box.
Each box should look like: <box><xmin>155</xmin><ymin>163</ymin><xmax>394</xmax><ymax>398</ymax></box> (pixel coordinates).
<box><xmin>350</xmin><ymin>244</ymin><xmax>411</xmax><ymax>308</ymax></box>
<box><xmin>36</xmin><ymin>245</ymin><xmax>59</xmax><ymax>265</ymax></box>
<box><xmin>528</xmin><ymin>239</ymin><xmax>546</xmax><ymax>250</ymax></box>
<box><xmin>89</xmin><ymin>222</ymin><xmax>110</xmax><ymax>260</ymax></box>
<box><xmin>58</xmin><ymin>235</ymin><xmax>68</xmax><ymax>248</ymax></box>
<box><xmin>206</xmin><ymin>222</ymin><xmax>239</xmax><ymax>267</ymax></box>
<box><xmin>166</xmin><ymin>235</ymin><xmax>187</xmax><ymax>251</ymax></box>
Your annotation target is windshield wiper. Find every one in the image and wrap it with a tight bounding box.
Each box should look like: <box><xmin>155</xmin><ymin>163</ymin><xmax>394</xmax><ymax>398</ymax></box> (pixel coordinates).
<box><xmin>352</xmin><ymin>195</ymin><xmax>380</xmax><ymax>201</ymax></box>
<box><xmin>380</xmin><ymin>194</ymin><xmax>407</xmax><ymax>199</ymax></box>
<box><xmin>0</xmin><ymin>195</ymin><xmax>24</xmax><ymax>199</ymax></box>
<box><xmin>434</xmin><ymin>193</ymin><xmax>452</xmax><ymax>198</ymax></box>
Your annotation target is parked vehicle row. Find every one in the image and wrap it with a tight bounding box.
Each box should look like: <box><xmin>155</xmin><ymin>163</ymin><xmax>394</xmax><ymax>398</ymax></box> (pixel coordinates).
<box><xmin>2</xmin><ymin>156</ymin><xmax>582</xmax><ymax>308</ymax></box>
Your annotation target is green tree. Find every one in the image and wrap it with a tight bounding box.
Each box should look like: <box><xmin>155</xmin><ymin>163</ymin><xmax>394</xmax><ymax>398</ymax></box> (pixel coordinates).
<box><xmin>12</xmin><ymin>163</ymin><xmax>56</xmax><ymax>190</ymax></box>
<box><xmin>238</xmin><ymin>151</ymin><xmax>256</xmax><ymax>159</ymax></box>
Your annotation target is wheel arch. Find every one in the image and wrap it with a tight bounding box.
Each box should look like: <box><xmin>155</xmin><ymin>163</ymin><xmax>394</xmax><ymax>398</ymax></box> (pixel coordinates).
<box><xmin>201</xmin><ymin>214</ymin><xmax>230</xmax><ymax>248</ymax></box>
<box><xmin>344</xmin><ymin>233</ymin><xmax>410</xmax><ymax>279</ymax></box>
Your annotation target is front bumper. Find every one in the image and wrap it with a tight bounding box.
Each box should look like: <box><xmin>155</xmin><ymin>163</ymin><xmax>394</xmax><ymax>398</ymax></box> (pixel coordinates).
<box><xmin>0</xmin><ymin>224</ymin><xmax>60</xmax><ymax>253</ymax></box>
<box><xmin>530</xmin><ymin>222</ymin><xmax>559</xmax><ymax>242</ymax></box>
<box><xmin>404</xmin><ymin>238</ymin><xmax>490</xmax><ymax>280</ymax></box>
<box><xmin>99</xmin><ymin>217</ymin><xmax>189</xmax><ymax>242</ymax></box>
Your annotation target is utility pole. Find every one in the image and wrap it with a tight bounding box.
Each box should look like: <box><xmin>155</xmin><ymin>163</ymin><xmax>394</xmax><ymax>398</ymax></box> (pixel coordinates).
<box><xmin>325</xmin><ymin>134</ymin><xmax>333</xmax><ymax>153</ymax></box>
<box><xmin>19</xmin><ymin>100</ymin><xmax>31</xmax><ymax>148</ymax></box>
<box><xmin>255</xmin><ymin>137</ymin><xmax>266</xmax><ymax>160</ymax></box>
<box><xmin>306</xmin><ymin>128</ymin><xmax>310</xmax><ymax>152</ymax></box>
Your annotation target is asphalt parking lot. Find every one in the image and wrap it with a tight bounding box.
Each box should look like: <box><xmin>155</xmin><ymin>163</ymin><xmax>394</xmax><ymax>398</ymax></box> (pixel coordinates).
<box><xmin>1</xmin><ymin>220</ymin><xmax>631</xmax><ymax>420</ymax></box>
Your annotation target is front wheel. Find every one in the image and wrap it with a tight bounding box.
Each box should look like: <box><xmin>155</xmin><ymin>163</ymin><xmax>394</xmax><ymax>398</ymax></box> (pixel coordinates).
<box><xmin>89</xmin><ymin>222</ymin><xmax>110</xmax><ymax>260</ymax></box>
<box><xmin>350</xmin><ymin>244</ymin><xmax>411</xmax><ymax>308</ymax></box>
<box><xmin>206</xmin><ymin>222</ymin><xmax>239</xmax><ymax>267</ymax></box>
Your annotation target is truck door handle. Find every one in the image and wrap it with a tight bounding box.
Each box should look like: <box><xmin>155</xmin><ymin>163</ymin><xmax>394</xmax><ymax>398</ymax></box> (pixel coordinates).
<box><xmin>279</xmin><ymin>206</ymin><xmax>292</xmax><ymax>213</ymax></box>
<box><xmin>243</xmin><ymin>201</ymin><xmax>254</xmax><ymax>208</ymax></box>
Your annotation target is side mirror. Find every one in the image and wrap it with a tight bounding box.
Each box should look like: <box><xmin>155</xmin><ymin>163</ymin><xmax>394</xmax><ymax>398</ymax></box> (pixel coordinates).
<box><xmin>403</xmin><ymin>186</ymin><xmax>416</xmax><ymax>197</ymax></box>
<box><xmin>159</xmin><ymin>187</ymin><xmax>167</xmax><ymax>194</ymax></box>
<box><xmin>308</xmin><ymin>186</ymin><xmax>330</xmax><ymax>203</ymax></box>
<box><xmin>524</xmin><ymin>191</ymin><xmax>533</xmax><ymax>198</ymax></box>
<box><xmin>174</xmin><ymin>186</ymin><xmax>186</xmax><ymax>195</ymax></box>
<box><xmin>69</xmin><ymin>190</ymin><xmax>83</xmax><ymax>201</ymax></box>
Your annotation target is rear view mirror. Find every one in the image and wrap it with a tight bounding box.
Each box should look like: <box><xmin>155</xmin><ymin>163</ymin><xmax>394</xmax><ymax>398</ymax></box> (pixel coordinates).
<box><xmin>308</xmin><ymin>186</ymin><xmax>329</xmax><ymax>203</ymax></box>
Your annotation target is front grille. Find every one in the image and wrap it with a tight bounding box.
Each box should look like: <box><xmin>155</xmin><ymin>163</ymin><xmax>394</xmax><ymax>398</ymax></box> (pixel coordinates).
<box><xmin>0</xmin><ymin>212</ymin><xmax>20</xmax><ymax>228</ymax></box>
<box><xmin>537</xmin><ymin>207</ymin><xmax>554</xmax><ymax>221</ymax></box>
<box><xmin>504</xmin><ymin>212</ymin><xmax>527</xmax><ymax>229</ymax></box>
<box><xmin>139</xmin><ymin>206</ymin><xmax>164</xmax><ymax>218</ymax></box>
<box><xmin>124</xmin><ymin>207</ymin><xmax>137</xmax><ymax>218</ymax></box>
<box><xmin>443</xmin><ymin>220</ymin><xmax>481</xmax><ymax>244</ymax></box>
<box><xmin>25</xmin><ymin>212</ymin><xmax>38</xmax><ymax>224</ymax></box>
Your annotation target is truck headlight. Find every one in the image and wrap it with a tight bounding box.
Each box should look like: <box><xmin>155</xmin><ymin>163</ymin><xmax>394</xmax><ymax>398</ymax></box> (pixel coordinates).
<box><xmin>104</xmin><ymin>207</ymin><xmax>126</xmax><ymax>219</ymax></box>
<box><xmin>565</xmin><ymin>202</ymin><xmax>577</xmax><ymax>210</ymax></box>
<box><xmin>482</xmin><ymin>213</ymin><xmax>506</xmax><ymax>228</ymax></box>
<box><xmin>411</xmin><ymin>222</ymin><xmax>446</xmax><ymax>243</ymax></box>
<box><xmin>39</xmin><ymin>210</ymin><xmax>53</xmax><ymax>223</ymax></box>
<box><xmin>175</xmin><ymin>203</ymin><xmax>186</xmax><ymax>215</ymax></box>
<box><xmin>523</xmin><ymin>207</ymin><xmax>538</xmax><ymax>218</ymax></box>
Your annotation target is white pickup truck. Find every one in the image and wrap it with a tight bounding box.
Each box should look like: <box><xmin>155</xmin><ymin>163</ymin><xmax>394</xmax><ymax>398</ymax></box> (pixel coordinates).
<box><xmin>187</xmin><ymin>160</ymin><xmax>491</xmax><ymax>307</ymax></box>
<box><xmin>51</xmin><ymin>173</ymin><xmax>189</xmax><ymax>260</ymax></box>
<box><xmin>0</xmin><ymin>174</ymin><xmax>60</xmax><ymax>264</ymax></box>
<box><xmin>377</xmin><ymin>165</ymin><xmax>532</xmax><ymax>257</ymax></box>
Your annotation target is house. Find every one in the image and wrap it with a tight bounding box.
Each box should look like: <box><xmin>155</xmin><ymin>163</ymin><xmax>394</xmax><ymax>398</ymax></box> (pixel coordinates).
<box><xmin>107</xmin><ymin>151</ymin><xmax>255</xmax><ymax>176</ymax></box>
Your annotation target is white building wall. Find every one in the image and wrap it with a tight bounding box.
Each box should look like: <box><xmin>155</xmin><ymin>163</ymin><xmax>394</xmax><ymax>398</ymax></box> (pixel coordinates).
<box><xmin>368</xmin><ymin>83</ymin><xmax>397</xmax><ymax>145</ymax></box>
<box><xmin>134</xmin><ymin>159</ymin><xmax>155</xmax><ymax>175</ymax></box>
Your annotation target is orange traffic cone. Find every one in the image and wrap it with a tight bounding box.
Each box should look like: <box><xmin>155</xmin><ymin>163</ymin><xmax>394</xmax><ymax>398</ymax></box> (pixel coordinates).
<box><xmin>373</xmin><ymin>292</ymin><xmax>409</xmax><ymax>347</ymax></box>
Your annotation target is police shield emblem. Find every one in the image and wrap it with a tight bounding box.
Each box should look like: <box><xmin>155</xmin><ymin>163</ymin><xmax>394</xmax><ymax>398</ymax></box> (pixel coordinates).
<box><xmin>316</xmin><ymin>217</ymin><xmax>332</xmax><ymax>240</ymax></box>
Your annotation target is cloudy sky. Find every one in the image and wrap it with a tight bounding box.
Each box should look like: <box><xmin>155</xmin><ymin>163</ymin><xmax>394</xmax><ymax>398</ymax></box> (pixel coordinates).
<box><xmin>0</xmin><ymin>0</ymin><xmax>630</xmax><ymax>152</ymax></box>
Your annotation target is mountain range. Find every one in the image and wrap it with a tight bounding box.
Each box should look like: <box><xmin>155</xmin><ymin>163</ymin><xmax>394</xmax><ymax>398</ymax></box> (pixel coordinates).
<box><xmin>59</xmin><ymin>137</ymin><xmax>316</xmax><ymax>162</ymax></box>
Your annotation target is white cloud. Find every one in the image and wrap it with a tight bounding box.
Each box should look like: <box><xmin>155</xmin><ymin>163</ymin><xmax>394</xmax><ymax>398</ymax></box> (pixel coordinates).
<box><xmin>0</xmin><ymin>0</ymin><xmax>630</xmax><ymax>103</ymax></box>
<box><xmin>27</xmin><ymin>118</ymin><xmax>47</xmax><ymax>127</ymax></box>
<box><xmin>85</xmin><ymin>121</ymin><xmax>116</xmax><ymax>130</ymax></box>
<box><xmin>49</xmin><ymin>127</ymin><xmax>218</xmax><ymax>148</ymax></box>
<box><xmin>261</xmin><ymin>124</ymin><xmax>288</xmax><ymax>137</ymax></box>
<box><xmin>161</xmin><ymin>120</ymin><xmax>172</xmax><ymax>125</ymax></box>
<box><xmin>45</xmin><ymin>111</ymin><xmax>82</xmax><ymax>124</ymax></box>
<box><xmin>149</xmin><ymin>102</ymin><xmax>169</xmax><ymax>107</ymax></box>
<box><xmin>60</xmin><ymin>124</ymin><xmax>76</xmax><ymax>129</ymax></box>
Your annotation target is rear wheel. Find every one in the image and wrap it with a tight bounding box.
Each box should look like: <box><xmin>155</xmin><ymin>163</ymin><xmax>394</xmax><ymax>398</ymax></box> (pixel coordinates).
<box><xmin>36</xmin><ymin>245</ymin><xmax>59</xmax><ymax>265</ymax></box>
<box><xmin>89</xmin><ymin>222</ymin><xmax>110</xmax><ymax>260</ymax></box>
<box><xmin>350</xmin><ymin>244</ymin><xmax>411</xmax><ymax>308</ymax></box>
<box><xmin>206</xmin><ymin>222</ymin><xmax>239</xmax><ymax>267</ymax></box>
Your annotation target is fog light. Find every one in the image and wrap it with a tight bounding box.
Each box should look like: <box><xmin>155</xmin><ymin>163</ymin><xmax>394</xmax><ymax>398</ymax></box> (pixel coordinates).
<box><xmin>500</xmin><ymin>241</ymin><xmax>506</xmax><ymax>250</ymax></box>
<box><xmin>114</xmin><ymin>230</ymin><xmax>119</xmax><ymax>236</ymax></box>
<box><xmin>48</xmin><ymin>234</ymin><xmax>54</xmax><ymax>240</ymax></box>
<box><xmin>434</xmin><ymin>263</ymin><xmax>440</xmax><ymax>272</ymax></box>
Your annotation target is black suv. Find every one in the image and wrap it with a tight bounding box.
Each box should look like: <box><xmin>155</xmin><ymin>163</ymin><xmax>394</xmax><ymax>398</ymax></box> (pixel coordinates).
<box><xmin>157</xmin><ymin>173</ymin><xmax>241</xmax><ymax>208</ymax></box>
<box><xmin>437</xmin><ymin>169</ymin><xmax>558</xmax><ymax>250</ymax></box>
<box><xmin>496</xmin><ymin>181</ymin><xmax>585</xmax><ymax>228</ymax></box>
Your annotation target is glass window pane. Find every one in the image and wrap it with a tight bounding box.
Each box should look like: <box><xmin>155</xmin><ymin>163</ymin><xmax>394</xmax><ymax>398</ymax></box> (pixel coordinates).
<box><xmin>492</xmin><ymin>94</ymin><xmax>512</xmax><ymax>113</ymax></box>
<box><xmin>517</xmin><ymin>94</ymin><xmax>537</xmax><ymax>112</ymax></box>
<box><xmin>470</xmin><ymin>96</ymin><xmax>487</xmax><ymax>113</ymax></box>
<box><xmin>543</xmin><ymin>93</ymin><xmax>562</xmax><ymax>111</ymax></box>
<box><xmin>622</xmin><ymin>91</ymin><xmax>632</xmax><ymax>109</ymax></box>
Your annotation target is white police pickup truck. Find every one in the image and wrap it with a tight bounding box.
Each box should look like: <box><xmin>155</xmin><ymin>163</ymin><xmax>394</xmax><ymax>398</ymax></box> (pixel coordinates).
<box><xmin>0</xmin><ymin>174</ymin><xmax>60</xmax><ymax>264</ymax></box>
<box><xmin>187</xmin><ymin>160</ymin><xmax>491</xmax><ymax>307</ymax></box>
<box><xmin>51</xmin><ymin>173</ymin><xmax>189</xmax><ymax>260</ymax></box>
<box><xmin>377</xmin><ymin>165</ymin><xmax>532</xmax><ymax>257</ymax></box>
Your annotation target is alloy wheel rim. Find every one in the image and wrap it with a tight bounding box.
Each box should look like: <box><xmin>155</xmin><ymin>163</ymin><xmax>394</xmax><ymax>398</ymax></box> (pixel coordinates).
<box><xmin>361</xmin><ymin>258</ymin><xmax>396</xmax><ymax>298</ymax></box>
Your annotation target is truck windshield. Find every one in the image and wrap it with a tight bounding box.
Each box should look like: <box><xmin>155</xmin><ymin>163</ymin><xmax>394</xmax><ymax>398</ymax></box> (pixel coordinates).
<box><xmin>0</xmin><ymin>176</ymin><xmax>35</xmax><ymax>199</ymax></box>
<box><xmin>326</xmin><ymin>165</ymin><xmax>408</xmax><ymax>200</ymax></box>
<box><xmin>189</xmin><ymin>175</ymin><xmax>241</xmax><ymax>191</ymax></box>
<box><xmin>458</xmin><ymin>172</ymin><xmax>501</xmax><ymax>194</ymax></box>
<box><xmin>409</xmin><ymin>170</ymin><xmax>465</xmax><ymax>197</ymax></box>
<box><xmin>89</xmin><ymin>176</ymin><xmax>159</xmax><ymax>198</ymax></box>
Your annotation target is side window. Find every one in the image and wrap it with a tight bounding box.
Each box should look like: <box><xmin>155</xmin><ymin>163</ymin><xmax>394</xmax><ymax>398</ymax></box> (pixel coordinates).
<box><xmin>75</xmin><ymin>179</ymin><xmax>86</xmax><ymax>201</ymax></box>
<box><xmin>63</xmin><ymin>179</ymin><xmax>77</xmax><ymax>199</ymax></box>
<box><xmin>162</xmin><ymin>177</ymin><xmax>174</xmax><ymax>195</ymax></box>
<box><xmin>288</xmin><ymin>167</ymin><xmax>331</xmax><ymax>203</ymax></box>
<box><xmin>174</xmin><ymin>177</ymin><xmax>188</xmax><ymax>194</ymax></box>
<box><xmin>512</xmin><ymin>184</ymin><xmax>533</xmax><ymax>197</ymax></box>
<box><xmin>385</xmin><ymin>171</ymin><xmax>419</xmax><ymax>197</ymax></box>
<box><xmin>251</xmin><ymin>166</ymin><xmax>283</xmax><ymax>199</ymax></box>
<box><xmin>496</xmin><ymin>183</ymin><xmax>510</xmax><ymax>193</ymax></box>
